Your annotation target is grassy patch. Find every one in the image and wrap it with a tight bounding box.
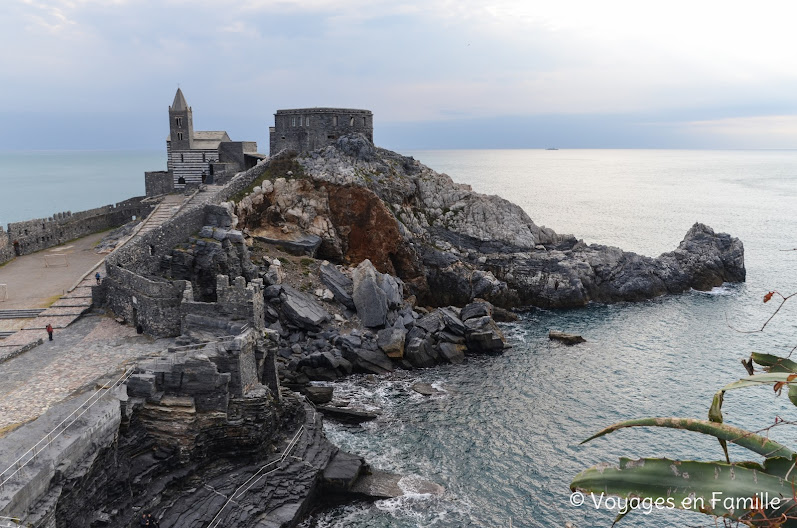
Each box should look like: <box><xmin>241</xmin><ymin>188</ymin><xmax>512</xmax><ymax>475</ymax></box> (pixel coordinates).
<box><xmin>43</xmin><ymin>293</ymin><xmax>63</xmax><ymax>307</ymax></box>
<box><xmin>300</xmin><ymin>258</ymin><xmax>314</xmax><ymax>267</ymax></box>
<box><xmin>230</xmin><ymin>156</ymin><xmax>307</xmax><ymax>203</ymax></box>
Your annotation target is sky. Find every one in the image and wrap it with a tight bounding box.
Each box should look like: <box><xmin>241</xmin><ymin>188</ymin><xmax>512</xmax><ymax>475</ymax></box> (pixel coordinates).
<box><xmin>3</xmin><ymin>0</ymin><xmax>797</xmax><ymax>150</ymax></box>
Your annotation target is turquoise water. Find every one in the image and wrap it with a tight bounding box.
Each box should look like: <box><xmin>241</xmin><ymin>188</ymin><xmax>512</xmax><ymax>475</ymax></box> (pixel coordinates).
<box><xmin>302</xmin><ymin>149</ymin><xmax>797</xmax><ymax>528</ymax></box>
<box><xmin>3</xmin><ymin>149</ymin><xmax>797</xmax><ymax>527</ymax></box>
<box><xmin>0</xmin><ymin>150</ymin><xmax>162</xmax><ymax>227</ymax></box>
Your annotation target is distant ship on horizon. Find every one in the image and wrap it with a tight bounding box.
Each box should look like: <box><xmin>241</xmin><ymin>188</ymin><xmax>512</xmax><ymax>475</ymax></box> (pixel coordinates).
<box><xmin>546</xmin><ymin>147</ymin><xmax>559</xmax><ymax>150</ymax></box>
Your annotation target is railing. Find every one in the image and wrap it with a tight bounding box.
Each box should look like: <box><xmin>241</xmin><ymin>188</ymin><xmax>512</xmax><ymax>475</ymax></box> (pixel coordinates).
<box><xmin>205</xmin><ymin>423</ymin><xmax>305</xmax><ymax>528</ymax></box>
<box><xmin>0</xmin><ymin>366</ymin><xmax>135</xmax><ymax>492</ymax></box>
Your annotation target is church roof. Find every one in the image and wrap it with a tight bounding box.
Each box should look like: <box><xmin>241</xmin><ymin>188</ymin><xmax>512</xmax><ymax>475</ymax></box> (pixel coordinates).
<box><xmin>166</xmin><ymin>130</ymin><xmax>231</xmax><ymax>150</ymax></box>
<box><xmin>170</xmin><ymin>88</ymin><xmax>189</xmax><ymax>111</ymax></box>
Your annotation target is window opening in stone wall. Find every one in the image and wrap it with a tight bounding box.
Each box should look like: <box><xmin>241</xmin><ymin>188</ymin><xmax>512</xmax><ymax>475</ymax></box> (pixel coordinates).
<box><xmin>299</xmin><ymin>117</ymin><xmax>303</xmax><ymax>126</ymax></box>
<box><xmin>180</xmin><ymin>153</ymin><xmax>184</xmax><ymax>162</ymax></box>
<box><xmin>177</xmin><ymin>132</ymin><xmax>184</xmax><ymax>140</ymax></box>
<box><xmin>292</xmin><ymin>117</ymin><xmax>296</xmax><ymax>126</ymax></box>
<box><xmin>363</xmin><ymin>117</ymin><xmax>367</xmax><ymax>126</ymax></box>
<box><xmin>327</xmin><ymin>135</ymin><xmax>336</xmax><ymax>140</ymax></box>
<box><xmin>176</xmin><ymin>117</ymin><xmax>182</xmax><ymax>126</ymax></box>
<box><xmin>350</xmin><ymin>117</ymin><xmax>354</xmax><ymax>126</ymax></box>
<box><xmin>202</xmin><ymin>153</ymin><xmax>206</xmax><ymax>162</ymax></box>
<box><xmin>333</xmin><ymin>116</ymin><xmax>338</xmax><ymax>126</ymax></box>
<box><xmin>306</xmin><ymin>116</ymin><xmax>310</xmax><ymax>126</ymax></box>
<box><xmin>281</xmin><ymin>136</ymin><xmax>286</xmax><ymax>140</ymax></box>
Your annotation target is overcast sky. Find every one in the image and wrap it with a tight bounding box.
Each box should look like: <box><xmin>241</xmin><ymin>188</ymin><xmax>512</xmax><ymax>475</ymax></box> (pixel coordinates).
<box><xmin>3</xmin><ymin>0</ymin><xmax>797</xmax><ymax>150</ymax></box>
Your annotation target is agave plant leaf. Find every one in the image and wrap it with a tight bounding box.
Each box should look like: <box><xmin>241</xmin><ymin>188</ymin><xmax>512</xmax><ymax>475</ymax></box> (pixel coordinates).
<box><xmin>571</xmin><ymin>458</ymin><xmax>797</xmax><ymax>526</ymax></box>
<box><xmin>751</xmin><ymin>352</ymin><xmax>797</xmax><ymax>373</ymax></box>
<box><xmin>710</xmin><ymin>372</ymin><xmax>797</xmax><ymax>425</ymax></box>
<box><xmin>708</xmin><ymin>392</ymin><xmax>730</xmax><ymax>463</ymax></box>
<box><xmin>581</xmin><ymin>417</ymin><xmax>796</xmax><ymax>460</ymax></box>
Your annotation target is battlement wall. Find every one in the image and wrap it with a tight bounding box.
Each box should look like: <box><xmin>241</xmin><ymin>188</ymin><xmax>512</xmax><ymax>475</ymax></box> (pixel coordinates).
<box><xmin>0</xmin><ymin>227</ymin><xmax>13</xmax><ymax>265</ymax></box>
<box><xmin>5</xmin><ymin>197</ymin><xmax>153</xmax><ymax>257</ymax></box>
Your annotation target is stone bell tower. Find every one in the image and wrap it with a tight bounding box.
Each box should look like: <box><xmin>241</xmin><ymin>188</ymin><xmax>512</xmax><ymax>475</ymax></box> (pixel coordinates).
<box><xmin>169</xmin><ymin>88</ymin><xmax>194</xmax><ymax>151</ymax></box>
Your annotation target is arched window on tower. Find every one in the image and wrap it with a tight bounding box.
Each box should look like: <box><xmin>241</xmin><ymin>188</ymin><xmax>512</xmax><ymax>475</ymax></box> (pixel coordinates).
<box><xmin>306</xmin><ymin>116</ymin><xmax>310</xmax><ymax>126</ymax></box>
<box><xmin>175</xmin><ymin>117</ymin><xmax>182</xmax><ymax>127</ymax></box>
<box><xmin>362</xmin><ymin>117</ymin><xmax>367</xmax><ymax>126</ymax></box>
<box><xmin>349</xmin><ymin>116</ymin><xmax>354</xmax><ymax>126</ymax></box>
<box><xmin>292</xmin><ymin>117</ymin><xmax>296</xmax><ymax>127</ymax></box>
<box><xmin>333</xmin><ymin>115</ymin><xmax>338</xmax><ymax>126</ymax></box>
<box><xmin>202</xmin><ymin>153</ymin><xmax>206</xmax><ymax>162</ymax></box>
<box><xmin>299</xmin><ymin>116</ymin><xmax>303</xmax><ymax>126</ymax></box>
<box><xmin>177</xmin><ymin>132</ymin><xmax>184</xmax><ymax>141</ymax></box>
<box><xmin>180</xmin><ymin>153</ymin><xmax>184</xmax><ymax>163</ymax></box>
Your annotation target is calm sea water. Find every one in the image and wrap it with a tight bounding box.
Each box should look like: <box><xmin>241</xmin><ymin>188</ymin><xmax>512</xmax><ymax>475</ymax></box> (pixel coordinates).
<box><xmin>3</xmin><ymin>149</ymin><xmax>797</xmax><ymax>527</ymax></box>
<box><xmin>0</xmin><ymin>150</ymin><xmax>162</xmax><ymax>227</ymax></box>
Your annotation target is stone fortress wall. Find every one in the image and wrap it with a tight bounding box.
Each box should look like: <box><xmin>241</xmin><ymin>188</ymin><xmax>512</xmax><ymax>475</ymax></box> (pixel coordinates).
<box><xmin>269</xmin><ymin>108</ymin><xmax>373</xmax><ymax>155</ymax></box>
<box><xmin>0</xmin><ymin>197</ymin><xmax>153</xmax><ymax>266</ymax></box>
<box><xmin>102</xmin><ymin>160</ymin><xmax>271</xmax><ymax>337</ymax></box>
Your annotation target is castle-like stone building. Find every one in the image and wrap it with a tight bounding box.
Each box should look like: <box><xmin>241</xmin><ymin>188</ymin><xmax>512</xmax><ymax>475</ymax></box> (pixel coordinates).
<box><xmin>165</xmin><ymin>88</ymin><xmax>264</xmax><ymax>188</ymax></box>
<box><xmin>269</xmin><ymin>108</ymin><xmax>373</xmax><ymax>155</ymax></box>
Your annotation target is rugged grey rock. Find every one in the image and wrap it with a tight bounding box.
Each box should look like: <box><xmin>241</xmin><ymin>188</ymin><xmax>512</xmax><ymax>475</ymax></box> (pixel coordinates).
<box><xmin>280</xmin><ymin>285</ymin><xmax>331</xmax><ymax>330</ymax></box>
<box><xmin>291</xmin><ymin>135</ymin><xmax>746</xmax><ymax>308</ymax></box>
<box><xmin>351</xmin><ymin>259</ymin><xmax>391</xmax><ymax>327</ymax></box>
<box><xmin>319</xmin><ymin>261</ymin><xmax>355</xmax><ymax>309</ymax></box>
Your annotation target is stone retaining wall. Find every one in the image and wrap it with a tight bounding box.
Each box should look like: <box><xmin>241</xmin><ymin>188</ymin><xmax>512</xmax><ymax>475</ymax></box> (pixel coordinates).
<box><xmin>3</xmin><ymin>197</ymin><xmax>153</xmax><ymax>258</ymax></box>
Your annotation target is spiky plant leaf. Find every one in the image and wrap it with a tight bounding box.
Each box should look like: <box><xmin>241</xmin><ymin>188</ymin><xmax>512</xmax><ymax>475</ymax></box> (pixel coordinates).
<box><xmin>581</xmin><ymin>417</ymin><xmax>796</xmax><ymax>460</ymax></box>
<box><xmin>751</xmin><ymin>353</ymin><xmax>797</xmax><ymax>374</ymax></box>
<box><xmin>571</xmin><ymin>458</ymin><xmax>797</xmax><ymax>526</ymax></box>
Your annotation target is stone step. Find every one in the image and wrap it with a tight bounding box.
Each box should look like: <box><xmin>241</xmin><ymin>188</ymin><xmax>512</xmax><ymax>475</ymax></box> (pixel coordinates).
<box><xmin>0</xmin><ymin>309</ymin><xmax>45</xmax><ymax>319</ymax></box>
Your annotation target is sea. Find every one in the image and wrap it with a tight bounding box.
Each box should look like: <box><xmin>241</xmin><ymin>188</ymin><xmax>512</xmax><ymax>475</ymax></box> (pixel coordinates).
<box><xmin>2</xmin><ymin>149</ymin><xmax>797</xmax><ymax>527</ymax></box>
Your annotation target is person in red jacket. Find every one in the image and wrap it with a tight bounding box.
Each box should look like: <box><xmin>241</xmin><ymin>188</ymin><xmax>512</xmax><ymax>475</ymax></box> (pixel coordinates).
<box><xmin>46</xmin><ymin>323</ymin><xmax>53</xmax><ymax>341</ymax></box>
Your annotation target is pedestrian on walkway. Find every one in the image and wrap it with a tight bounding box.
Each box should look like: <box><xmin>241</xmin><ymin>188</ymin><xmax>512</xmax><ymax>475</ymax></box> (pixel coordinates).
<box><xmin>95</xmin><ymin>272</ymin><xmax>101</xmax><ymax>284</ymax></box>
<box><xmin>45</xmin><ymin>323</ymin><xmax>53</xmax><ymax>341</ymax></box>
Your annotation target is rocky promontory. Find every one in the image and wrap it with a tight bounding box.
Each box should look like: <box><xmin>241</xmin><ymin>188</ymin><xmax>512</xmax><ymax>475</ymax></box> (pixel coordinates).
<box><xmin>234</xmin><ymin>135</ymin><xmax>745</xmax><ymax>309</ymax></box>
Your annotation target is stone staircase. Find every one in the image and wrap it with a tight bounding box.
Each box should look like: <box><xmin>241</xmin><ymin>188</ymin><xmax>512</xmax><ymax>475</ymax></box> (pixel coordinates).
<box><xmin>135</xmin><ymin>194</ymin><xmax>187</xmax><ymax>237</ymax></box>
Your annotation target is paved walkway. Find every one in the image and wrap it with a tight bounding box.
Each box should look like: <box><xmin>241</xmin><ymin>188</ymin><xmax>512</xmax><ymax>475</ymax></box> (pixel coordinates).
<box><xmin>0</xmin><ymin>231</ymin><xmax>106</xmax><ymax>312</ymax></box>
<box><xmin>0</xmin><ymin>315</ymin><xmax>172</xmax><ymax>432</ymax></box>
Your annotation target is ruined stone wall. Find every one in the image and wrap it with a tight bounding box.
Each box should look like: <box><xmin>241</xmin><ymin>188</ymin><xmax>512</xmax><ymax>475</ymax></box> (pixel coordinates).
<box><xmin>6</xmin><ymin>197</ymin><xmax>152</xmax><ymax>256</ymax></box>
<box><xmin>102</xmin><ymin>160</ymin><xmax>272</xmax><ymax>337</ymax></box>
<box><xmin>0</xmin><ymin>227</ymin><xmax>13</xmax><ymax>265</ymax></box>
<box><xmin>270</xmin><ymin>108</ymin><xmax>373</xmax><ymax>155</ymax></box>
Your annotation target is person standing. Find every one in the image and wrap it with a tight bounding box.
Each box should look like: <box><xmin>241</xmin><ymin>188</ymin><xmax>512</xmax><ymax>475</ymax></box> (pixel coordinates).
<box><xmin>46</xmin><ymin>323</ymin><xmax>53</xmax><ymax>341</ymax></box>
<box><xmin>95</xmin><ymin>272</ymin><xmax>101</xmax><ymax>284</ymax></box>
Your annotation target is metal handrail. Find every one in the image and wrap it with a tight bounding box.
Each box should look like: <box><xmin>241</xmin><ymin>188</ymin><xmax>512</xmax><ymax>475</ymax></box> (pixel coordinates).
<box><xmin>205</xmin><ymin>423</ymin><xmax>305</xmax><ymax>528</ymax></box>
<box><xmin>0</xmin><ymin>366</ymin><xmax>135</xmax><ymax>491</ymax></box>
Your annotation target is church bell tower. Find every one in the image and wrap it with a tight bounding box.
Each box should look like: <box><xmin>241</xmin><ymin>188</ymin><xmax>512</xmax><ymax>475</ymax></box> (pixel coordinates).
<box><xmin>169</xmin><ymin>88</ymin><xmax>194</xmax><ymax>150</ymax></box>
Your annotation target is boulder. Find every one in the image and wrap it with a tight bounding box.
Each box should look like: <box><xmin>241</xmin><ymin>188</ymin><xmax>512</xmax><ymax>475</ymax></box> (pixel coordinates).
<box><xmin>438</xmin><ymin>307</ymin><xmax>466</xmax><ymax>335</ymax></box>
<box><xmin>320</xmin><ymin>262</ymin><xmax>356</xmax><ymax>309</ymax></box>
<box><xmin>404</xmin><ymin>331</ymin><xmax>439</xmax><ymax>368</ymax></box>
<box><xmin>254</xmin><ymin>232</ymin><xmax>322</xmax><ymax>257</ymax></box>
<box><xmin>548</xmin><ymin>330</ymin><xmax>586</xmax><ymax>345</ymax></box>
<box><xmin>280</xmin><ymin>286</ymin><xmax>331</xmax><ymax>330</ymax></box>
<box><xmin>304</xmin><ymin>385</ymin><xmax>334</xmax><ymax>404</ymax></box>
<box><xmin>342</xmin><ymin>348</ymin><xmax>395</xmax><ymax>374</ymax></box>
<box><xmin>352</xmin><ymin>259</ymin><xmax>389</xmax><ymax>327</ymax></box>
<box><xmin>411</xmin><ymin>382</ymin><xmax>440</xmax><ymax>396</ymax></box>
<box><xmin>464</xmin><ymin>315</ymin><xmax>505</xmax><ymax>354</ymax></box>
<box><xmin>377</xmin><ymin>327</ymin><xmax>406</xmax><ymax>358</ymax></box>
<box><xmin>438</xmin><ymin>342</ymin><xmax>466</xmax><ymax>364</ymax></box>
<box><xmin>460</xmin><ymin>299</ymin><xmax>493</xmax><ymax>321</ymax></box>
<box><xmin>317</xmin><ymin>405</ymin><xmax>380</xmax><ymax>423</ymax></box>
<box><xmin>322</xmin><ymin>450</ymin><xmax>365</xmax><ymax>492</ymax></box>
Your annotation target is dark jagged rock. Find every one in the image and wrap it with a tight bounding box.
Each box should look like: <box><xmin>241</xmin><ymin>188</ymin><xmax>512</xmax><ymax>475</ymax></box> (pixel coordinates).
<box><xmin>411</xmin><ymin>382</ymin><xmax>440</xmax><ymax>396</ymax></box>
<box><xmin>319</xmin><ymin>262</ymin><xmax>355</xmax><ymax>309</ymax></box>
<box><xmin>349</xmin><ymin>470</ymin><xmax>444</xmax><ymax>500</ymax></box>
<box><xmin>254</xmin><ymin>232</ymin><xmax>322</xmax><ymax>257</ymax></box>
<box><xmin>342</xmin><ymin>348</ymin><xmax>394</xmax><ymax>375</ymax></box>
<box><xmin>304</xmin><ymin>385</ymin><xmax>334</xmax><ymax>404</ymax></box>
<box><xmin>549</xmin><ymin>330</ymin><xmax>586</xmax><ymax>345</ymax></box>
<box><xmin>280</xmin><ymin>285</ymin><xmax>331</xmax><ymax>330</ymax></box>
<box><xmin>464</xmin><ymin>315</ymin><xmax>505</xmax><ymax>354</ymax></box>
<box><xmin>377</xmin><ymin>327</ymin><xmax>406</xmax><ymax>358</ymax></box>
<box><xmin>316</xmin><ymin>405</ymin><xmax>380</xmax><ymax>423</ymax></box>
<box><xmin>351</xmin><ymin>259</ymin><xmax>390</xmax><ymax>327</ymax></box>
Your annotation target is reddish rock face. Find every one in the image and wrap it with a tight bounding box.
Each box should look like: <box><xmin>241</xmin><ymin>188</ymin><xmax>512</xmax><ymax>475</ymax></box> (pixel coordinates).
<box><xmin>326</xmin><ymin>185</ymin><xmax>427</xmax><ymax>295</ymax></box>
